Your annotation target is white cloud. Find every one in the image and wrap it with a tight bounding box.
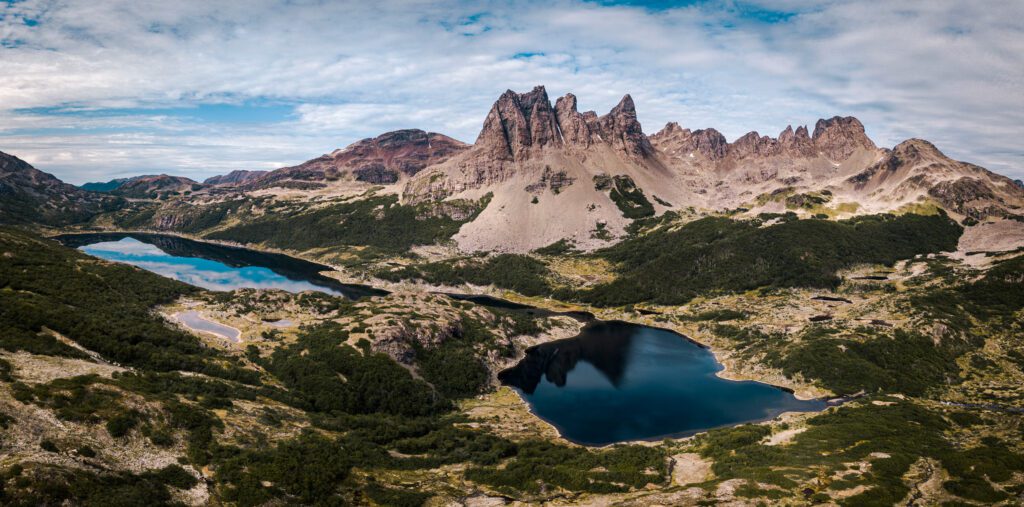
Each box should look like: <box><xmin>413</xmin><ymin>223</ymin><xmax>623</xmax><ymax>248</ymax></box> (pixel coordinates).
<box><xmin>0</xmin><ymin>0</ymin><xmax>1021</xmax><ymax>182</ymax></box>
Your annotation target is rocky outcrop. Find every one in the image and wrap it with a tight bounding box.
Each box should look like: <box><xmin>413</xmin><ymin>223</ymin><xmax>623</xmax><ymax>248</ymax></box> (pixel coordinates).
<box><xmin>812</xmin><ymin>116</ymin><xmax>875</xmax><ymax>161</ymax></box>
<box><xmin>476</xmin><ymin>86</ymin><xmax>560</xmax><ymax>161</ymax></box>
<box><xmin>554</xmin><ymin>93</ymin><xmax>593</xmax><ymax>147</ymax></box>
<box><xmin>650</xmin><ymin>123</ymin><xmax>728</xmax><ymax>160</ymax></box>
<box><xmin>928</xmin><ymin>177</ymin><xmax>998</xmax><ymax>218</ymax></box>
<box><xmin>525</xmin><ymin>166</ymin><xmax>575</xmax><ymax>194</ymax></box>
<box><xmin>729</xmin><ymin>131</ymin><xmax>780</xmax><ymax>159</ymax></box>
<box><xmin>655</xmin><ymin>118</ymin><xmax>866</xmax><ymax>162</ymax></box>
<box><xmin>778</xmin><ymin>125</ymin><xmax>814</xmax><ymax>156</ymax></box>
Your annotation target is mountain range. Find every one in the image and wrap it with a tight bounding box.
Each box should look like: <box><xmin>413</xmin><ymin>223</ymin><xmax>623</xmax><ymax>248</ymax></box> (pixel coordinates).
<box><xmin>2</xmin><ymin>85</ymin><xmax>1023</xmax><ymax>253</ymax></box>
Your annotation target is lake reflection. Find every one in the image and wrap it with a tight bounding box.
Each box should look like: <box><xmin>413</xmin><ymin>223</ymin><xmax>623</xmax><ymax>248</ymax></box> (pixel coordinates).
<box><xmin>499</xmin><ymin>321</ymin><xmax>825</xmax><ymax>446</ymax></box>
<box><xmin>61</xmin><ymin>233</ymin><xmax>383</xmax><ymax>299</ymax></box>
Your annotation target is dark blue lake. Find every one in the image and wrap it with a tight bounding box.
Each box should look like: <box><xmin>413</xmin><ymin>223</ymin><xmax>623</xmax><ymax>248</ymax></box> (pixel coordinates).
<box><xmin>499</xmin><ymin>321</ymin><xmax>825</xmax><ymax>446</ymax></box>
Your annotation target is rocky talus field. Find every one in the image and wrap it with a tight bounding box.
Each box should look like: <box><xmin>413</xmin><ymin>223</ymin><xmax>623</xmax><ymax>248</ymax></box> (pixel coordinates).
<box><xmin>1</xmin><ymin>86</ymin><xmax>1023</xmax><ymax>505</ymax></box>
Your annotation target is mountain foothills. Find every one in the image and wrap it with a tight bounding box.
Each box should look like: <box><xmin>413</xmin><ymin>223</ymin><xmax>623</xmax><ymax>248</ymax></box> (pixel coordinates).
<box><xmin>1</xmin><ymin>86</ymin><xmax>1024</xmax><ymax>506</ymax></box>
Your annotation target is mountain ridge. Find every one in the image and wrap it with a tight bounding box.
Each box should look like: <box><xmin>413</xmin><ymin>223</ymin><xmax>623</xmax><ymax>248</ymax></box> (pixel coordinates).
<box><xmin>1</xmin><ymin>85</ymin><xmax>1022</xmax><ymax>254</ymax></box>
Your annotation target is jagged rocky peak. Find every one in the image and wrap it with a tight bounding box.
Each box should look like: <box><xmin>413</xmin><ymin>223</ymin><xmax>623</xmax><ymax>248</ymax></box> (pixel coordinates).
<box><xmin>730</xmin><ymin>124</ymin><xmax>819</xmax><ymax>158</ymax></box>
<box><xmin>778</xmin><ymin>125</ymin><xmax>813</xmax><ymax>155</ymax></box>
<box><xmin>812</xmin><ymin>116</ymin><xmax>876</xmax><ymax>160</ymax></box>
<box><xmin>654</xmin><ymin>121</ymin><xmax>687</xmax><ymax>137</ymax></box>
<box><xmin>476</xmin><ymin>85</ymin><xmax>560</xmax><ymax>161</ymax></box>
<box><xmin>475</xmin><ymin>86</ymin><xmax>655</xmax><ymax>161</ymax></box>
<box><xmin>594</xmin><ymin>94</ymin><xmax>655</xmax><ymax>159</ymax></box>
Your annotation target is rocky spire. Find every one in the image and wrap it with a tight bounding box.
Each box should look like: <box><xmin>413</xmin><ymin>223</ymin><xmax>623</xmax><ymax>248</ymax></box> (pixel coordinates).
<box><xmin>812</xmin><ymin>116</ymin><xmax>876</xmax><ymax>161</ymax></box>
<box><xmin>554</xmin><ymin>93</ymin><xmax>593</xmax><ymax>147</ymax></box>
<box><xmin>594</xmin><ymin>94</ymin><xmax>654</xmax><ymax>159</ymax></box>
<box><xmin>778</xmin><ymin>125</ymin><xmax>814</xmax><ymax>156</ymax></box>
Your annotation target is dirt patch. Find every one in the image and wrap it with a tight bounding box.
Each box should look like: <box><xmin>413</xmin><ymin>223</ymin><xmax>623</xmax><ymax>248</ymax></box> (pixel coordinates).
<box><xmin>672</xmin><ymin>453</ymin><xmax>713</xmax><ymax>486</ymax></box>
<box><xmin>765</xmin><ymin>426</ymin><xmax>807</xmax><ymax>446</ymax></box>
<box><xmin>2</xmin><ymin>351</ymin><xmax>124</xmax><ymax>384</ymax></box>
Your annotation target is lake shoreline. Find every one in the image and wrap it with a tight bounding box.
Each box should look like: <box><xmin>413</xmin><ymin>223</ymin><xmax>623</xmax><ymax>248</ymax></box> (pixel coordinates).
<box><xmin>60</xmin><ymin>227</ymin><xmax>835</xmax><ymax>445</ymax></box>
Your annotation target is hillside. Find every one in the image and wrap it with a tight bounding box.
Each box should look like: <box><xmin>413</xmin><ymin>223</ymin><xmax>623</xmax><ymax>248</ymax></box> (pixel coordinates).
<box><xmin>80</xmin><ymin>177</ymin><xmax>135</xmax><ymax>192</ymax></box>
<box><xmin>110</xmin><ymin>175</ymin><xmax>203</xmax><ymax>199</ymax></box>
<box><xmin>0</xmin><ymin>151</ymin><xmax>123</xmax><ymax>227</ymax></box>
<box><xmin>240</xmin><ymin>129</ymin><xmax>468</xmax><ymax>191</ymax></box>
<box><xmin>202</xmin><ymin>170</ymin><xmax>267</xmax><ymax>187</ymax></box>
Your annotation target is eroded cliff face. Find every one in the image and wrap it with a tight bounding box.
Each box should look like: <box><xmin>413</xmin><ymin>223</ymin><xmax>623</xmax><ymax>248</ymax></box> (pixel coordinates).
<box><xmin>473</xmin><ymin>86</ymin><xmax>655</xmax><ymax>163</ymax></box>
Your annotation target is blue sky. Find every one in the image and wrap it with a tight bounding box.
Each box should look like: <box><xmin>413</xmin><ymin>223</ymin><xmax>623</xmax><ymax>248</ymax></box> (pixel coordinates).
<box><xmin>1</xmin><ymin>0</ymin><xmax>1022</xmax><ymax>184</ymax></box>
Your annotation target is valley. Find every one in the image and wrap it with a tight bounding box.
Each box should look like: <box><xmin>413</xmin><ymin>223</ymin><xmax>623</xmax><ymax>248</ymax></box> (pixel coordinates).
<box><xmin>1</xmin><ymin>85</ymin><xmax>1023</xmax><ymax>506</ymax></box>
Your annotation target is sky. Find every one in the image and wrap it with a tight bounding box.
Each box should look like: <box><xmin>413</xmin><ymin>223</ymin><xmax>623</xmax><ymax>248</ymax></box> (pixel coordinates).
<box><xmin>1</xmin><ymin>0</ymin><xmax>1022</xmax><ymax>185</ymax></box>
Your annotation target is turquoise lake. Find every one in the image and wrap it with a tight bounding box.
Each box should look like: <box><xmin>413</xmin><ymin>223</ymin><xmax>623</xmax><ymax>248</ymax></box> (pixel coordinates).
<box><xmin>59</xmin><ymin>233</ymin><xmax>382</xmax><ymax>299</ymax></box>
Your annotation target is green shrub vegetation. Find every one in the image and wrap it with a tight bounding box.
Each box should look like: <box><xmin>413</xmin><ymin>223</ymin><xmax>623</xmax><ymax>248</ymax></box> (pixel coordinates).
<box><xmin>206</xmin><ymin>194</ymin><xmax>489</xmax><ymax>253</ymax></box>
<box><xmin>378</xmin><ymin>254</ymin><xmax>552</xmax><ymax>296</ymax></box>
<box><xmin>773</xmin><ymin>328</ymin><xmax>964</xmax><ymax>396</ymax></box>
<box><xmin>465</xmin><ymin>441</ymin><xmax>666</xmax><ymax>495</ymax></box>
<box><xmin>0</xmin><ymin>228</ymin><xmax>255</xmax><ymax>381</ymax></box>
<box><xmin>533</xmin><ymin>238</ymin><xmax>577</xmax><ymax>256</ymax></box>
<box><xmin>376</xmin><ymin>214</ymin><xmax>961</xmax><ymax>307</ymax></box>
<box><xmin>601</xmin><ymin>175</ymin><xmax>655</xmax><ymax>219</ymax></box>
<box><xmin>260</xmin><ymin>322</ymin><xmax>447</xmax><ymax>417</ymax></box>
<box><xmin>696</xmin><ymin>401</ymin><xmax>1024</xmax><ymax>505</ymax></box>
<box><xmin>913</xmin><ymin>253</ymin><xmax>1024</xmax><ymax>330</ymax></box>
<box><xmin>562</xmin><ymin>213</ymin><xmax>961</xmax><ymax>306</ymax></box>
<box><xmin>0</xmin><ymin>464</ymin><xmax>197</xmax><ymax>506</ymax></box>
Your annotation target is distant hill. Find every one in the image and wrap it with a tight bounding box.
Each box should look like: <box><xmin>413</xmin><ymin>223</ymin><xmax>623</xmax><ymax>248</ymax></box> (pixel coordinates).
<box><xmin>203</xmin><ymin>170</ymin><xmax>267</xmax><ymax>186</ymax></box>
<box><xmin>240</xmin><ymin>129</ymin><xmax>468</xmax><ymax>191</ymax></box>
<box><xmin>0</xmin><ymin>151</ymin><xmax>124</xmax><ymax>226</ymax></box>
<box><xmin>80</xmin><ymin>178</ymin><xmax>135</xmax><ymax>192</ymax></box>
<box><xmin>110</xmin><ymin>174</ymin><xmax>203</xmax><ymax>199</ymax></box>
